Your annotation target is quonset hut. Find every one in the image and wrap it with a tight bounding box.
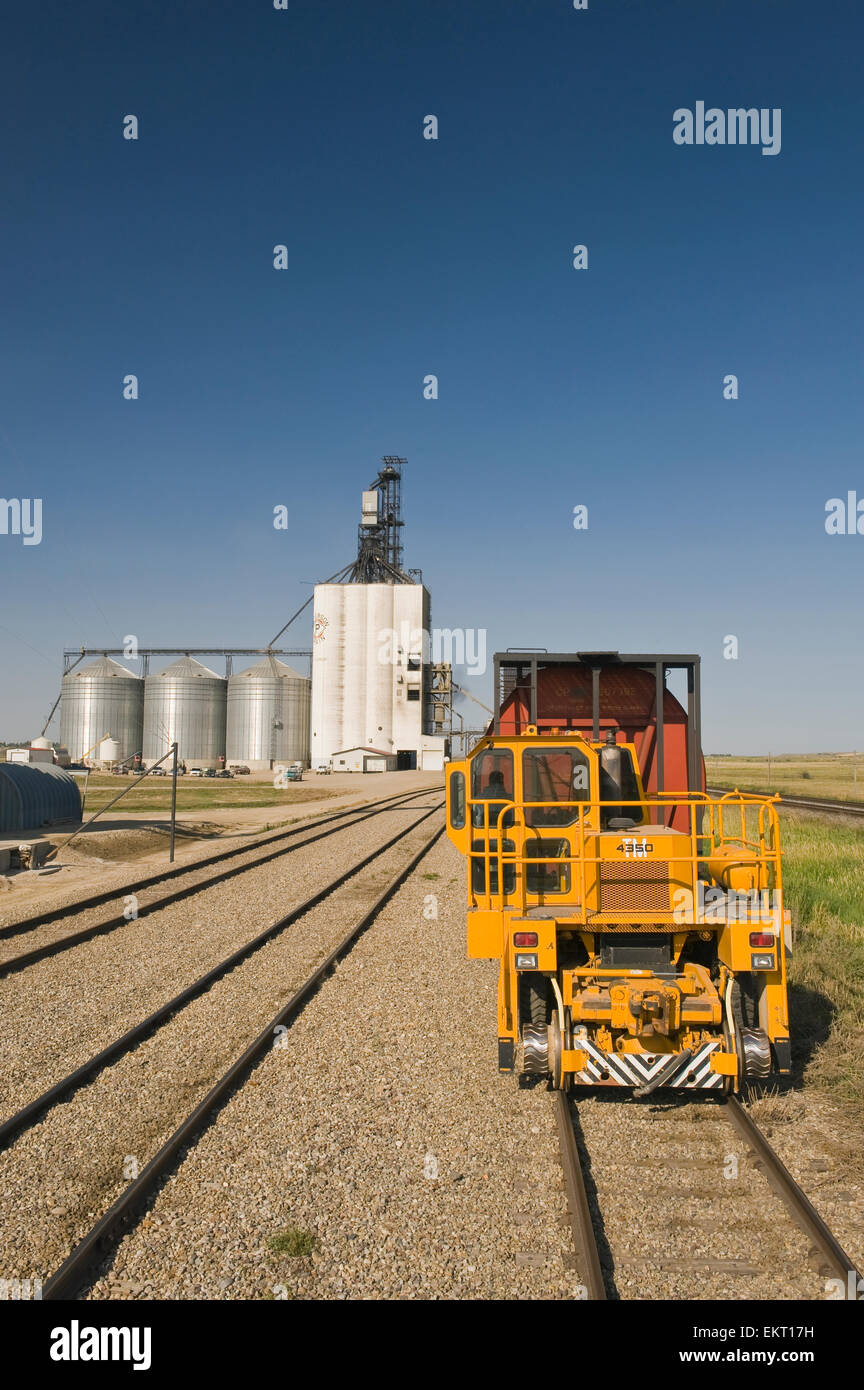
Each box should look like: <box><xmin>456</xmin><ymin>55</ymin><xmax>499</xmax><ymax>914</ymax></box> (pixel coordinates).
<box><xmin>0</xmin><ymin>762</ymin><xmax>81</xmax><ymax>833</ymax></box>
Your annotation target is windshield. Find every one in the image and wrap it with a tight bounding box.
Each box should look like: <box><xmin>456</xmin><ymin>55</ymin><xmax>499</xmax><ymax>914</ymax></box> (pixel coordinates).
<box><xmin>522</xmin><ymin>747</ymin><xmax>591</xmax><ymax>827</ymax></box>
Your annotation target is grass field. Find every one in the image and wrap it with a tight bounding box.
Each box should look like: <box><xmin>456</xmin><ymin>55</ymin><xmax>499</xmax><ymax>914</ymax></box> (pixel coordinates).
<box><xmin>705</xmin><ymin>752</ymin><xmax>864</xmax><ymax>803</ymax></box>
<box><xmin>71</xmin><ymin>774</ymin><xmax>338</xmax><ymax>815</ymax></box>
<box><xmin>781</xmin><ymin>813</ymin><xmax>864</xmax><ymax>1113</ymax></box>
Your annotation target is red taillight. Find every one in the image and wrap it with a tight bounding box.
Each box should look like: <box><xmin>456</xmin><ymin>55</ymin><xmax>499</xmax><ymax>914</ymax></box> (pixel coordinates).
<box><xmin>514</xmin><ymin>932</ymin><xmax>538</xmax><ymax>948</ymax></box>
<box><xmin>749</xmin><ymin>932</ymin><xmax>775</xmax><ymax>947</ymax></box>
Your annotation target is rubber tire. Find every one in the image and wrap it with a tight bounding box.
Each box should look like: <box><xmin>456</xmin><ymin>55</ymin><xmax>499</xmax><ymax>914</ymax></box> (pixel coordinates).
<box><xmin>732</xmin><ymin>974</ymin><xmax>760</xmax><ymax>1031</ymax></box>
<box><xmin>519</xmin><ymin>976</ymin><xmax>548</xmax><ymax>1029</ymax></box>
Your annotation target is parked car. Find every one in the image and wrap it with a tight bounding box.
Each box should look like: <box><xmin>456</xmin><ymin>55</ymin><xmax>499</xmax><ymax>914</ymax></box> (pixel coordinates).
<box><xmin>188</xmin><ymin>768</ymin><xmax>203</xmax><ymax>777</ymax></box>
<box><xmin>229</xmin><ymin>765</ymin><xmax>250</xmax><ymax>775</ymax></box>
<box><xmin>203</xmin><ymin>768</ymin><xmax>216</xmax><ymax>778</ymax></box>
<box><xmin>149</xmin><ymin>766</ymin><xmax>167</xmax><ymax>776</ymax></box>
<box><xmin>315</xmin><ymin>762</ymin><xmax>332</xmax><ymax>775</ymax></box>
<box><xmin>110</xmin><ymin>766</ymin><xmax>128</xmax><ymax>775</ymax></box>
<box><xmin>215</xmin><ymin>769</ymin><xmax>232</xmax><ymax>778</ymax></box>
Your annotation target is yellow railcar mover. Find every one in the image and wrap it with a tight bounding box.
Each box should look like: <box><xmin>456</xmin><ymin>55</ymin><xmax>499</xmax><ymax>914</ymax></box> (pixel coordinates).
<box><xmin>446</xmin><ymin>653</ymin><xmax>791</xmax><ymax>1095</ymax></box>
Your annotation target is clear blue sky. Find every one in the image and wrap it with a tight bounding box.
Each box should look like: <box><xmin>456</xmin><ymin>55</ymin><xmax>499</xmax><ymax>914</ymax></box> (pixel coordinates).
<box><xmin>1</xmin><ymin>0</ymin><xmax>861</xmax><ymax>750</ymax></box>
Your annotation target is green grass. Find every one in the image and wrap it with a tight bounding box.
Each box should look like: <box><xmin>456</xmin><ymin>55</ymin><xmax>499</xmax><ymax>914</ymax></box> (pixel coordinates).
<box><xmin>74</xmin><ymin>775</ymin><xmax>337</xmax><ymax>815</ymax></box>
<box><xmin>705</xmin><ymin>752</ymin><xmax>864</xmax><ymax>804</ymax></box>
<box><xmin>267</xmin><ymin>1226</ymin><xmax>318</xmax><ymax>1257</ymax></box>
<box><xmin>780</xmin><ymin>812</ymin><xmax>864</xmax><ymax>1113</ymax></box>
<box><xmin>782</xmin><ymin>815</ymin><xmax>864</xmax><ymax>926</ymax></box>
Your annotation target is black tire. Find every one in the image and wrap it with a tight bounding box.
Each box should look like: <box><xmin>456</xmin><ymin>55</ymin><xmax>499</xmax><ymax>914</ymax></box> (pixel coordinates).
<box><xmin>732</xmin><ymin>974</ymin><xmax>760</xmax><ymax>1031</ymax></box>
<box><xmin>728</xmin><ymin>975</ymin><xmax>772</xmax><ymax>1088</ymax></box>
<box><xmin>519</xmin><ymin>976</ymin><xmax>549</xmax><ymax>1029</ymax></box>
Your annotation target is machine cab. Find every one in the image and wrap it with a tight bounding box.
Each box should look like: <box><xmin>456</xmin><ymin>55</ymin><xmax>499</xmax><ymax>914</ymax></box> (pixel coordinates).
<box><xmin>446</xmin><ymin>729</ymin><xmax>649</xmax><ymax>912</ymax></box>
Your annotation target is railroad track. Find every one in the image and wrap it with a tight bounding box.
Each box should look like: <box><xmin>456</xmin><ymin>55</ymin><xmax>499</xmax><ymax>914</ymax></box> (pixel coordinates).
<box><xmin>706</xmin><ymin>787</ymin><xmax>864</xmax><ymax>819</ymax></box>
<box><xmin>0</xmin><ymin>795</ymin><xmax>443</xmax><ymax>1150</ymax></box>
<box><xmin>0</xmin><ymin>785</ymin><xmax>436</xmax><ymax>976</ymax></box>
<box><xmin>556</xmin><ymin>1090</ymin><xmax>861</xmax><ymax>1301</ymax></box>
<box><xmin>2</xmin><ymin>804</ymin><xmax>444</xmax><ymax>1299</ymax></box>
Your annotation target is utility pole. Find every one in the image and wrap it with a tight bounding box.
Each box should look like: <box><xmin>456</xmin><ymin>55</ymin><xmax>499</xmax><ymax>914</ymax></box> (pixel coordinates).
<box><xmin>767</xmin><ymin>751</ymin><xmax>772</xmax><ymax>786</ymax></box>
<box><xmin>169</xmin><ymin>742</ymin><xmax>178</xmax><ymax>863</ymax></box>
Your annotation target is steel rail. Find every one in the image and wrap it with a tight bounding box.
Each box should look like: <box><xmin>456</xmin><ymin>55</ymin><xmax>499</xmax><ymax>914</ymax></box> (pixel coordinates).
<box><xmin>558</xmin><ymin>1089</ymin><xmax>859</xmax><ymax>1300</ymax></box>
<box><xmin>0</xmin><ymin>784</ymin><xmax>436</xmax><ymax>942</ymax></box>
<box><xmin>0</xmin><ymin>788</ymin><xmax>437</xmax><ymax>976</ymax></box>
<box><xmin>0</xmin><ymin>800</ymin><xmax>444</xmax><ymax>1152</ymax></box>
<box><xmin>725</xmin><ymin>1096</ymin><xmax>862</xmax><ymax>1285</ymax></box>
<box><xmin>555</xmin><ymin>1091</ymin><xmax>607</xmax><ymax>1300</ymax></box>
<box><xmin>706</xmin><ymin>787</ymin><xmax>864</xmax><ymax>819</ymax></box>
<box><xmin>42</xmin><ymin>819</ymin><xmax>445</xmax><ymax>1300</ymax></box>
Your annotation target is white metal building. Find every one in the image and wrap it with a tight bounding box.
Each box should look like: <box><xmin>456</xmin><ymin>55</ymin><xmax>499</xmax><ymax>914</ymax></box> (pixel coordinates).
<box><xmin>417</xmin><ymin>735</ymin><xmax>447</xmax><ymax>773</ymax></box>
<box><xmin>5</xmin><ymin>745</ymin><xmax>54</xmax><ymax>765</ymax></box>
<box><xmin>310</xmin><ymin>582</ymin><xmax>446</xmax><ymax>770</ymax></box>
<box><xmin>331</xmin><ymin>746</ymin><xmax>398</xmax><ymax>773</ymax></box>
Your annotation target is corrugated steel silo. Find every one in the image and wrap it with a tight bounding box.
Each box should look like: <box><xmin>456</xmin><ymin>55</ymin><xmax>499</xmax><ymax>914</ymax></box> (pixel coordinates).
<box><xmin>59</xmin><ymin>656</ymin><xmax>144</xmax><ymax>764</ymax></box>
<box><xmin>143</xmin><ymin>657</ymin><xmax>227</xmax><ymax>768</ymax></box>
<box><xmin>226</xmin><ymin>656</ymin><xmax>310</xmax><ymax>769</ymax></box>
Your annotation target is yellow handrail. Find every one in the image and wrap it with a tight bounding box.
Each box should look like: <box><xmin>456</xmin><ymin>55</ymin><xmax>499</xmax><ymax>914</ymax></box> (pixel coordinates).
<box><xmin>467</xmin><ymin>793</ymin><xmax>783</xmax><ymax>922</ymax></box>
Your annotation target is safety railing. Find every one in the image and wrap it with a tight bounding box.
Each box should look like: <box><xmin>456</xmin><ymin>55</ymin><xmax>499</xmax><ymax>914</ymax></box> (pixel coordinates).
<box><xmin>467</xmin><ymin>792</ymin><xmax>783</xmax><ymax>924</ymax></box>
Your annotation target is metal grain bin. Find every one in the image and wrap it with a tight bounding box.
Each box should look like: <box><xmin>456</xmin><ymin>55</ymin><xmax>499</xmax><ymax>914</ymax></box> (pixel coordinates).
<box><xmin>0</xmin><ymin>763</ymin><xmax>81</xmax><ymax>832</ymax></box>
<box><xmin>143</xmin><ymin>657</ymin><xmax>227</xmax><ymax>769</ymax></box>
<box><xmin>59</xmin><ymin>656</ymin><xmax>144</xmax><ymax>764</ymax></box>
<box><xmin>226</xmin><ymin>657</ymin><xmax>310</xmax><ymax>769</ymax></box>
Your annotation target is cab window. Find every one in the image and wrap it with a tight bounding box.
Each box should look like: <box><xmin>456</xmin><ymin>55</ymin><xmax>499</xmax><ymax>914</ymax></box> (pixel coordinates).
<box><xmin>471</xmin><ymin>838</ymin><xmax>517</xmax><ymax>895</ymax></box>
<box><xmin>448</xmin><ymin>770</ymin><xmax>466</xmax><ymax>829</ymax></box>
<box><xmin>471</xmin><ymin>749</ymin><xmax>514</xmax><ymax>829</ymax></box>
<box><xmin>522</xmin><ymin>747</ymin><xmax>591</xmax><ymax>827</ymax></box>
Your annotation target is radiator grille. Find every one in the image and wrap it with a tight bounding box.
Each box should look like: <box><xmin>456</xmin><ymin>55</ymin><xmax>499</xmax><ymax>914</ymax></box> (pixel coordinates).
<box><xmin>595</xmin><ymin>919</ymin><xmax>674</xmax><ymax>933</ymax></box>
<box><xmin>598</xmin><ymin>859</ymin><xmax>670</xmax><ymax>912</ymax></box>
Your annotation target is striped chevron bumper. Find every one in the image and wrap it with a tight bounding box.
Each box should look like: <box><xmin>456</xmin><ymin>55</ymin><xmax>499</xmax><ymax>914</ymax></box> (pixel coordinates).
<box><xmin>574</xmin><ymin>1038</ymin><xmax>725</xmax><ymax>1090</ymax></box>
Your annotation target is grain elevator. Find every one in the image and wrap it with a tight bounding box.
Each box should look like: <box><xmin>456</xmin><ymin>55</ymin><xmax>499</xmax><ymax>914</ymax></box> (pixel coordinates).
<box><xmin>310</xmin><ymin>459</ymin><xmax>447</xmax><ymax>772</ymax></box>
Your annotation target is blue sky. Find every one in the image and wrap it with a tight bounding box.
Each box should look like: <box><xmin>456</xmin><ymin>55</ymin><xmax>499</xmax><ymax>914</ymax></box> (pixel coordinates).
<box><xmin>1</xmin><ymin>0</ymin><xmax>861</xmax><ymax>750</ymax></box>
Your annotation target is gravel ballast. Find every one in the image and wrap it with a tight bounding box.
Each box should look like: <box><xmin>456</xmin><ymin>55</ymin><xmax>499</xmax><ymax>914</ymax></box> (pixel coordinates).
<box><xmin>572</xmin><ymin>1094</ymin><xmax>830</xmax><ymax>1300</ymax></box>
<box><xmin>83</xmin><ymin>834</ymin><xmax>577</xmax><ymax>1300</ymax></box>
<box><xmin>2</xmin><ymin>811</ymin><xmax>859</xmax><ymax>1301</ymax></box>
<box><xmin>0</xmin><ymin>785</ymin><xmax>433</xmax><ymax>967</ymax></box>
<box><xmin>0</xmin><ymin>808</ymin><xmax>446</xmax><ymax>1285</ymax></box>
<box><xmin>0</xmin><ymin>796</ymin><xmax>440</xmax><ymax>1119</ymax></box>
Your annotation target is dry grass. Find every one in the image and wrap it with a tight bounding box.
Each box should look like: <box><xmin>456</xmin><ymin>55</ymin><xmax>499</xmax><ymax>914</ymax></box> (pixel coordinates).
<box><xmin>747</xmin><ymin>1087</ymin><xmax>800</xmax><ymax>1126</ymax></box>
<box><xmin>74</xmin><ymin>774</ymin><xmax>337</xmax><ymax>815</ymax></box>
<box><xmin>706</xmin><ymin>752</ymin><xmax>864</xmax><ymax>804</ymax></box>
